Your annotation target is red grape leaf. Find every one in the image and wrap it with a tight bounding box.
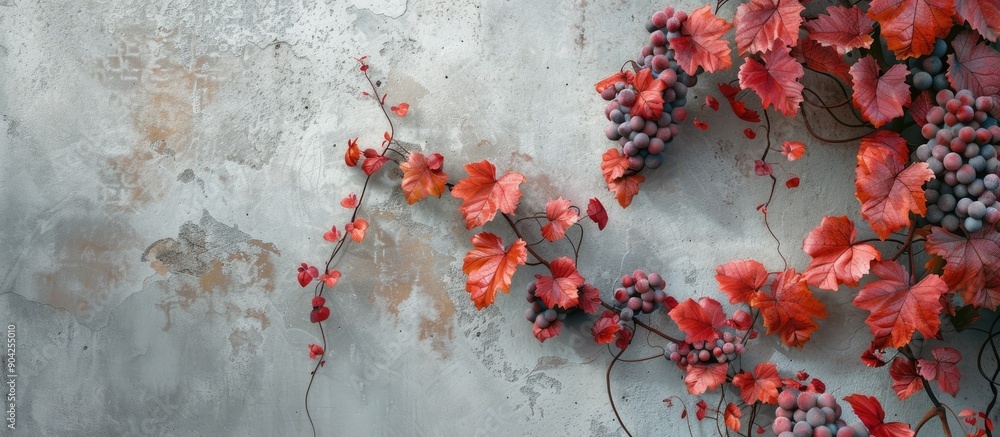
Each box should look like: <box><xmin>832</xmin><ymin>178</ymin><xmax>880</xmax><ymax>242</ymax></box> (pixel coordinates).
<box><xmin>595</xmin><ymin>70</ymin><xmax>635</xmax><ymax>93</ymax></box>
<box><xmin>345</xmin><ymin>137</ymin><xmax>360</xmax><ymax>167</ymax></box>
<box><xmin>685</xmin><ymin>362</ymin><xmax>729</xmax><ymax>395</ymax></box>
<box><xmin>843</xmin><ymin>394</ymin><xmax>916</xmax><ymax>437</ymax></box>
<box><xmin>632</xmin><ymin>69</ymin><xmax>667</xmax><ymax>119</ymax></box>
<box><xmin>608</xmin><ymin>173</ymin><xmax>645</xmax><ymax>208</ymax></box>
<box><xmin>917</xmin><ymin>346</ymin><xmax>962</xmax><ymax>397</ymax></box>
<box><xmin>855</xmin><ymin>130</ymin><xmax>933</xmax><ymax>240</ymax></box>
<box><xmin>925</xmin><ymin>226</ymin><xmax>1000</xmax><ymax>310</ymax></box>
<box><xmin>361</xmin><ymin>148</ymin><xmax>389</xmax><ymax>176</ymax></box>
<box><xmin>591</xmin><ymin>310</ymin><xmax>621</xmax><ymax>344</ymax></box>
<box><xmin>462</xmin><ymin>233</ymin><xmax>528</xmax><ymax>310</ymax></box>
<box><xmin>399</xmin><ymin>152</ymin><xmax>448</xmax><ymax>204</ymax></box>
<box><xmin>615</xmin><ymin>328</ymin><xmax>633</xmax><ymax>350</ymax></box>
<box><xmin>733</xmin><ymin>0</ymin><xmax>804</xmax><ymax>55</ymax></box>
<box><xmin>669</xmin><ymin>5</ymin><xmax>734</xmax><ymax>75</ymax></box>
<box><xmin>669</xmin><ymin>298</ymin><xmax>724</xmax><ymax>343</ymax></box>
<box><xmin>715</xmin><ymin>259</ymin><xmax>768</xmax><ymax>304</ymax></box>
<box><xmin>452</xmin><ymin>160</ymin><xmax>526</xmax><ymax>229</ymax></box>
<box><xmin>947</xmin><ymin>31</ymin><xmax>1000</xmax><ymax>112</ymax></box>
<box><xmin>956</xmin><ymin>0</ymin><xmax>1000</xmax><ymax>42</ymax></box>
<box><xmin>804</xmin><ymin>5</ymin><xmax>875</xmax><ymax>54</ymax></box>
<box><xmin>853</xmin><ymin>260</ymin><xmax>948</xmax><ymax>349</ymax></box>
<box><xmin>889</xmin><ymin>356</ymin><xmax>924</xmax><ymax>400</ymax></box>
<box><xmin>781</xmin><ymin>141</ymin><xmax>805</xmax><ymax>161</ymax></box>
<box><xmin>578</xmin><ymin>283</ymin><xmax>601</xmax><ymax>315</ymax></box>
<box><xmin>802</xmin><ymin>215</ymin><xmax>881</xmax><ymax>290</ymax></box>
<box><xmin>600</xmin><ymin>148</ymin><xmax>629</xmax><ymax>183</ymax></box>
<box><xmin>909</xmin><ymin>90</ymin><xmax>935</xmax><ymax>126</ymax></box>
<box><xmin>534</xmin><ymin>257</ymin><xmax>585</xmax><ymax>309</ymax></box>
<box><xmin>587</xmin><ymin>198</ymin><xmax>608</xmax><ymax>230</ymax></box>
<box><xmin>724</xmin><ymin>403</ymin><xmax>742</xmax><ymax>432</ymax></box>
<box><xmin>541</xmin><ymin>197</ymin><xmax>579</xmax><ymax>242</ymax></box>
<box><xmin>533</xmin><ymin>320</ymin><xmax>563</xmax><ymax>343</ymax></box>
<box><xmin>738</xmin><ymin>45</ymin><xmax>804</xmax><ymax>117</ymax></box>
<box><xmin>868</xmin><ymin>0</ymin><xmax>954</xmax><ymax>59</ymax></box>
<box><xmin>751</xmin><ymin>268</ymin><xmax>828</xmax><ymax>348</ymax></box>
<box><xmin>793</xmin><ymin>36</ymin><xmax>852</xmax><ymax>83</ymax></box>
<box><xmin>732</xmin><ymin>361</ymin><xmax>781</xmax><ymax>405</ymax></box>
<box><xmin>850</xmin><ymin>56</ymin><xmax>912</xmax><ymax>128</ymax></box>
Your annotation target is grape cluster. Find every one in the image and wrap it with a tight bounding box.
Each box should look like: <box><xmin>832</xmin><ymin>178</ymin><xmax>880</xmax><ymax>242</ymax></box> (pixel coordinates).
<box><xmin>611</xmin><ymin>270</ymin><xmax>668</xmax><ymax>321</ymax></box>
<box><xmin>600</xmin><ymin>6</ymin><xmax>696</xmax><ymax>171</ymax></box>
<box><xmin>916</xmin><ymin>89</ymin><xmax>1000</xmax><ymax>233</ymax></box>
<box><xmin>907</xmin><ymin>39</ymin><xmax>950</xmax><ymax>92</ymax></box>
<box><xmin>664</xmin><ymin>331</ymin><xmax>745</xmax><ymax>367</ymax></box>
<box><xmin>773</xmin><ymin>391</ymin><xmax>868</xmax><ymax>437</ymax></box>
<box><xmin>524</xmin><ymin>282</ymin><xmax>567</xmax><ymax>330</ymax></box>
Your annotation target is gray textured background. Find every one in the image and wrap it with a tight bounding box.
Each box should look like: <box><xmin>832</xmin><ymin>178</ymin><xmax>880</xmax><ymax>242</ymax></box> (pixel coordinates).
<box><xmin>0</xmin><ymin>0</ymin><xmax>994</xmax><ymax>435</ymax></box>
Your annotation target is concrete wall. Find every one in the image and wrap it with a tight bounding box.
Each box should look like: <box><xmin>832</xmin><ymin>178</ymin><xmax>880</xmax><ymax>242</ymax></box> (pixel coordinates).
<box><xmin>0</xmin><ymin>0</ymin><xmax>993</xmax><ymax>435</ymax></box>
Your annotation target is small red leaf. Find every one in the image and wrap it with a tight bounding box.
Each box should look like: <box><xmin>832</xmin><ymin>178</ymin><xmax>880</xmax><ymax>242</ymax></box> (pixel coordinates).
<box><xmin>320</xmin><ymin>270</ymin><xmax>341</xmax><ymax>288</ymax></box>
<box><xmin>843</xmin><ymin>394</ymin><xmax>915</xmax><ymax>436</ymax></box>
<box><xmin>595</xmin><ymin>70</ymin><xmax>635</xmax><ymax>93</ymax></box>
<box><xmin>586</xmin><ymin>198</ymin><xmax>608</xmax><ymax>230</ymax></box>
<box><xmin>917</xmin><ymin>346</ymin><xmax>961</xmax><ymax>396</ymax></box>
<box><xmin>850</xmin><ymin>55</ymin><xmax>912</xmax><ymax>128</ymax></box>
<box><xmin>695</xmin><ymin>400</ymin><xmax>708</xmax><ymax>420</ymax></box>
<box><xmin>308</xmin><ymin>343</ymin><xmax>325</xmax><ymax>359</ymax></box>
<box><xmin>362</xmin><ymin>149</ymin><xmax>389</xmax><ymax>176</ymax></box>
<box><xmin>534</xmin><ymin>257</ymin><xmax>585</xmax><ymax>309</ymax></box>
<box><xmin>754</xmin><ymin>160</ymin><xmax>772</xmax><ymax>176</ymax></box>
<box><xmin>390</xmin><ymin>102</ymin><xmax>409</xmax><ymax>117</ymax></box>
<box><xmin>724</xmin><ymin>402</ymin><xmax>742</xmax><ymax>432</ymax></box>
<box><xmin>578</xmin><ymin>283</ymin><xmax>601</xmax><ymax>315</ymax></box>
<box><xmin>744</xmin><ymin>128</ymin><xmax>757</xmax><ymax>139</ymax></box>
<box><xmin>540</xmin><ymin>197</ymin><xmax>579</xmax><ymax>242</ymax></box>
<box><xmin>310</xmin><ymin>306</ymin><xmax>330</xmax><ymax>323</ymax></box>
<box><xmin>592</xmin><ymin>310</ymin><xmax>621</xmax><ymax>344</ymax></box>
<box><xmin>533</xmin><ymin>320</ymin><xmax>563</xmax><ymax>343</ymax></box>
<box><xmin>785</xmin><ymin>176</ymin><xmax>800</xmax><ymax>188</ymax></box>
<box><xmin>890</xmin><ymin>356</ymin><xmax>924</xmax><ymax>400</ymax></box>
<box><xmin>693</xmin><ymin>118</ymin><xmax>709</xmax><ymax>130</ymax></box>
<box><xmin>297</xmin><ymin>263</ymin><xmax>318</xmax><ymax>287</ymax></box>
<box><xmin>345</xmin><ymin>137</ymin><xmax>360</xmax><ymax>167</ymax></box>
<box><xmin>462</xmin><ymin>233</ymin><xmax>528</xmax><ymax>310</ymax></box>
<box><xmin>341</xmin><ymin>193</ymin><xmax>359</xmax><ymax>208</ymax></box>
<box><xmin>346</xmin><ymin>218</ymin><xmax>369</xmax><ymax>242</ymax></box>
<box><xmin>705</xmin><ymin>95</ymin><xmax>720</xmax><ymax>111</ymax></box>
<box><xmin>323</xmin><ymin>226</ymin><xmax>341</xmax><ymax>242</ymax></box>
<box><xmin>615</xmin><ymin>328</ymin><xmax>633</xmax><ymax>350</ymax></box>
<box><xmin>781</xmin><ymin>141</ymin><xmax>805</xmax><ymax>161</ymax></box>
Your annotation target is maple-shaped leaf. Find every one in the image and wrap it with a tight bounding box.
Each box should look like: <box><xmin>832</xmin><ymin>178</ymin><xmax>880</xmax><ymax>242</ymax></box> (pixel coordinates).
<box><xmin>855</xmin><ymin>130</ymin><xmax>934</xmax><ymax>240</ymax></box>
<box><xmin>541</xmin><ymin>197</ymin><xmax>579</xmax><ymax>242</ymax></box>
<box><xmin>732</xmin><ymin>361</ymin><xmax>781</xmax><ymax>405</ymax></box>
<box><xmin>592</xmin><ymin>310</ymin><xmax>621</xmax><ymax>344</ymax></box>
<box><xmin>587</xmin><ymin>198</ymin><xmax>608</xmax><ymax>230</ymax></box>
<box><xmin>670</xmin><ymin>5</ymin><xmax>734</xmax><ymax>75</ymax></box>
<box><xmin>918</xmin><ymin>346</ymin><xmax>961</xmax><ymax>396</ymax></box>
<box><xmin>909</xmin><ymin>90</ymin><xmax>935</xmax><ymax>126</ymax></box>
<box><xmin>733</xmin><ymin>0</ymin><xmax>804</xmax><ymax>55</ymax></box>
<box><xmin>925</xmin><ymin>226</ymin><xmax>1000</xmax><ymax>310</ymax></box>
<box><xmin>615</xmin><ymin>328</ymin><xmax>633</xmax><ymax>350</ymax></box>
<box><xmin>452</xmin><ymin>160</ymin><xmax>526</xmax><ymax>229</ymax></box>
<box><xmin>868</xmin><ymin>0</ymin><xmax>954</xmax><ymax>59</ymax></box>
<box><xmin>724</xmin><ymin>403</ymin><xmax>742</xmax><ymax>432</ymax></box>
<box><xmin>399</xmin><ymin>152</ymin><xmax>448</xmax><ymax>204</ymax></box>
<box><xmin>738</xmin><ymin>45</ymin><xmax>804</xmax><ymax>117</ymax></box>
<box><xmin>889</xmin><ymin>356</ymin><xmax>924</xmax><ymax>400</ymax></box>
<box><xmin>947</xmin><ymin>31</ymin><xmax>1000</xmax><ymax>112</ymax></box>
<box><xmin>850</xmin><ymin>56</ymin><xmax>911</xmax><ymax>128</ymax></box>
<box><xmin>600</xmin><ymin>148</ymin><xmax>629</xmax><ymax>184</ymax></box>
<box><xmin>534</xmin><ymin>257</ymin><xmax>585</xmax><ymax>309</ymax></box>
<box><xmin>685</xmin><ymin>362</ymin><xmax>729</xmax><ymax>395</ymax></box>
<box><xmin>793</xmin><ymin>36</ymin><xmax>853</xmax><ymax>83</ymax></box>
<box><xmin>361</xmin><ymin>148</ymin><xmax>389</xmax><ymax>176</ymax></box>
<box><xmin>729</xmin><ymin>309</ymin><xmax>753</xmax><ymax>331</ymax></box>
<box><xmin>578</xmin><ymin>283</ymin><xmax>601</xmax><ymax>314</ymax></box>
<box><xmin>608</xmin><ymin>173</ymin><xmax>644</xmax><ymax>208</ymax></box>
<box><xmin>462</xmin><ymin>233</ymin><xmax>528</xmax><ymax>310</ymax></box>
<box><xmin>751</xmin><ymin>268</ymin><xmax>828</xmax><ymax>348</ymax></box>
<box><xmin>345</xmin><ymin>137</ymin><xmax>360</xmax><ymax>167</ymax></box>
<box><xmin>843</xmin><ymin>394</ymin><xmax>916</xmax><ymax>437</ymax></box>
<box><xmin>804</xmin><ymin>6</ymin><xmax>875</xmax><ymax>54</ymax></box>
<box><xmin>669</xmin><ymin>298</ymin><xmax>726</xmax><ymax>343</ymax></box>
<box><xmin>956</xmin><ymin>0</ymin><xmax>1000</xmax><ymax>42</ymax></box>
<box><xmin>632</xmin><ymin>69</ymin><xmax>667</xmax><ymax>120</ymax></box>
<box><xmin>715</xmin><ymin>259</ymin><xmax>769</xmax><ymax>304</ymax></box>
<box><xmin>802</xmin><ymin>215</ymin><xmax>881</xmax><ymax>290</ymax></box>
<box><xmin>534</xmin><ymin>320</ymin><xmax>563</xmax><ymax>343</ymax></box>
<box><xmin>595</xmin><ymin>70</ymin><xmax>635</xmax><ymax>93</ymax></box>
<box><xmin>853</xmin><ymin>260</ymin><xmax>948</xmax><ymax>349</ymax></box>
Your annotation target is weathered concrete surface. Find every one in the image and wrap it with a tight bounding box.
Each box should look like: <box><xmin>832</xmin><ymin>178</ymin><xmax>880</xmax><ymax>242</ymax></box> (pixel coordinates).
<box><xmin>0</xmin><ymin>0</ymin><xmax>993</xmax><ymax>435</ymax></box>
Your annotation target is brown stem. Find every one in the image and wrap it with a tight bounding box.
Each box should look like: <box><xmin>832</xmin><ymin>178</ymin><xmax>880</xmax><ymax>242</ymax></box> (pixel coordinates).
<box><xmin>606</xmin><ymin>347</ymin><xmax>634</xmax><ymax>437</ymax></box>
<box><xmin>502</xmin><ymin>213</ymin><xmax>551</xmax><ymax>269</ymax></box>
<box><xmin>890</xmin><ymin>220</ymin><xmax>917</xmax><ymax>261</ymax></box>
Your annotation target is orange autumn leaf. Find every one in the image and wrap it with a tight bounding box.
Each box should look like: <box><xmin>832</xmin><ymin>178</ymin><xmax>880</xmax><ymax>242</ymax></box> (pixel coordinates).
<box><xmin>917</xmin><ymin>346</ymin><xmax>962</xmax><ymax>397</ymax></box>
<box><xmin>601</xmin><ymin>148</ymin><xmax>629</xmax><ymax>183</ymax></box>
<box><xmin>802</xmin><ymin>216</ymin><xmax>881</xmax><ymax>291</ymax></box>
<box><xmin>889</xmin><ymin>356</ymin><xmax>924</xmax><ymax>400</ymax></box>
<box><xmin>843</xmin><ymin>394</ymin><xmax>916</xmax><ymax>437</ymax></box>
<box><xmin>855</xmin><ymin>131</ymin><xmax>933</xmax><ymax>240</ymax></box>
<box><xmin>733</xmin><ymin>0</ymin><xmax>804</xmax><ymax>55</ymax></box>
<box><xmin>685</xmin><ymin>362</ymin><xmax>728</xmax><ymax>395</ymax></box>
<box><xmin>345</xmin><ymin>137</ymin><xmax>360</xmax><ymax>167</ymax></box>
<box><xmin>724</xmin><ymin>403</ymin><xmax>742</xmax><ymax>432</ymax></box>
<box><xmin>732</xmin><ymin>362</ymin><xmax>781</xmax><ymax>405</ymax></box>
<box><xmin>715</xmin><ymin>259</ymin><xmax>769</xmax><ymax>304</ymax></box>
<box><xmin>399</xmin><ymin>152</ymin><xmax>448</xmax><ymax>204</ymax></box>
<box><xmin>780</xmin><ymin>141</ymin><xmax>805</xmax><ymax>161</ymax></box>
<box><xmin>462</xmin><ymin>233</ymin><xmax>528</xmax><ymax>310</ymax></box>
<box><xmin>540</xmin><ymin>197</ymin><xmax>579</xmax><ymax>242</ymax></box>
<box><xmin>853</xmin><ymin>260</ymin><xmax>947</xmax><ymax>349</ymax></box>
<box><xmin>803</xmin><ymin>5</ymin><xmax>875</xmax><ymax>55</ymax></box>
<box><xmin>925</xmin><ymin>226</ymin><xmax>1000</xmax><ymax>310</ymax></box>
<box><xmin>668</xmin><ymin>298</ymin><xmax>726</xmax><ymax>343</ymax></box>
<box><xmin>632</xmin><ymin>69</ymin><xmax>667</xmax><ymax>120</ymax></box>
<box><xmin>361</xmin><ymin>148</ymin><xmax>389</xmax><ymax>176</ymax></box>
<box><xmin>669</xmin><ymin>5</ymin><xmax>734</xmax><ymax>75</ymax></box>
<box><xmin>341</xmin><ymin>193</ymin><xmax>358</xmax><ymax>208</ymax></box>
<box><xmin>850</xmin><ymin>56</ymin><xmax>912</xmax><ymax>128</ymax></box>
<box><xmin>347</xmin><ymin>218</ymin><xmax>369</xmax><ymax>242</ymax></box>
<box><xmin>595</xmin><ymin>70</ymin><xmax>635</xmax><ymax>93</ymax></box>
<box><xmin>534</xmin><ymin>257</ymin><xmax>585</xmax><ymax>309</ymax></box>
<box><xmin>452</xmin><ymin>160</ymin><xmax>526</xmax><ymax>229</ymax></box>
<box><xmin>533</xmin><ymin>320</ymin><xmax>564</xmax><ymax>343</ymax></box>
<box><xmin>751</xmin><ymin>269</ymin><xmax>827</xmax><ymax>348</ymax></box>
<box><xmin>738</xmin><ymin>45</ymin><xmax>804</xmax><ymax>117</ymax></box>
<box><xmin>868</xmin><ymin>0</ymin><xmax>954</xmax><ymax>59</ymax></box>
<box><xmin>608</xmin><ymin>173</ymin><xmax>644</xmax><ymax>208</ymax></box>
